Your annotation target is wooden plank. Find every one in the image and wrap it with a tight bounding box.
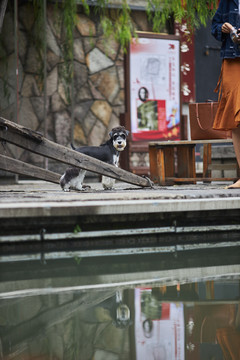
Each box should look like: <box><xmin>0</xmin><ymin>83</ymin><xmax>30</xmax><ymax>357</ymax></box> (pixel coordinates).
<box><xmin>0</xmin><ymin>154</ymin><xmax>60</xmax><ymax>184</ymax></box>
<box><xmin>191</xmin><ymin>147</ymin><xmax>196</xmax><ymax>180</ymax></box>
<box><xmin>149</xmin><ymin>146</ymin><xmax>158</xmax><ymax>183</ymax></box>
<box><xmin>149</xmin><ymin>147</ymin><xmax>166</xmax><ymax>185</ymax></box>
<box><xmin>203</xmin><ymin>143</ymin><xmax>212</xmax><ymax>178</ymax></box>
<box><xmin>157</xmin><ymin>149</ymin><xmax>166</xmax><ymax>185</ymax></box>
<box><xmin>166</xmin><ymin>177</ymin><xmax>237</xmax><ymax>183</ymax></box>
<box><xmin>149</xmin><ymin>139</ymin><xmax>233</xmax><ymax>146</ymax></box>
<box><xmin>177</xmin><ymin>145</ymin><xmax>196</xmax><ymax>180</ymax></box>
<box><xmin>0</xmin><ymin>117</ymin><xmax>151</xmax><ymax>187</ymax></box>
<box><xmin>208</xmin><ymin>163</ymin><xmax>237</xmax><ymax>171</ymax></box>
<box><xmin>163</xmin><ymin>147</ymin><xmax>175</xmax><ymax>178</ymax></box>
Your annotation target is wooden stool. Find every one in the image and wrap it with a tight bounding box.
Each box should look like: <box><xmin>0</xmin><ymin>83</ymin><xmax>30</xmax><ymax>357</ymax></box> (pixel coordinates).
<box><xmin>149</xmin><ymin>139</ymin><xmax>237</xmax><ymax>185</ymax></box>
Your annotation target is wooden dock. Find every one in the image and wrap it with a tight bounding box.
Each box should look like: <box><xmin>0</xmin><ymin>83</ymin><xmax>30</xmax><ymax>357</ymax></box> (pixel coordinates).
<box><xmin>1</xmin><ymin>180</ymin><xmax>240</xmax><ymax>261</ymax></box>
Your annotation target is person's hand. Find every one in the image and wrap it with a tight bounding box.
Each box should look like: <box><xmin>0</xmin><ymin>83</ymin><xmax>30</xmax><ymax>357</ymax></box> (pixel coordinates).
<box><xmin>222</xmin><ymin>22</ymin><xmax>234</xmax><ymax>33</ymax></box>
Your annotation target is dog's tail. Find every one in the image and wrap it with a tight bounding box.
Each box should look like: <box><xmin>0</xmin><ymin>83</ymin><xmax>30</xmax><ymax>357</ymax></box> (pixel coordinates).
<box><xmin>71</xmin><ymin>143</ymin><xmax>76</xmax><ymax>150</ymax></box>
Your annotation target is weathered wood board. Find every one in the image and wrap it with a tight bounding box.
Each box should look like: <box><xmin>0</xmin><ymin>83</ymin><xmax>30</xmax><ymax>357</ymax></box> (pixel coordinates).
<box><xmin>0</xmin><ymin>117</ymin><xmax>152</xmax><ymax>187</ymax></box>
<box><xmin>0</xmin><ymin>154</ymin><xmax>60</xmax><ymax>184</ymax></box>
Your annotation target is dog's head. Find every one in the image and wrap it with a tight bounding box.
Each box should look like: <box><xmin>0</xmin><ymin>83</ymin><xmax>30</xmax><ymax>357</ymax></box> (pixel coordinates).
<box><xmin>109</xmin><ymin>126</ymin><xmax>129</xmax><ymax>152</ymax></box>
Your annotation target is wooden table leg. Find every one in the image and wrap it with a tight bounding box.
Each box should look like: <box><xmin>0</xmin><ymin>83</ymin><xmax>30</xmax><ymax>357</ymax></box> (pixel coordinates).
<box><xmin>156</xmin><ymin>148</ymin><xmax>166</xmax><ymax>185</ymax></box>
<box><xmin>203</xmin><ymin>143</ymin><xmax>212</xmax><ymax>182</ymax></box>
<box><xmin>149</xmin><ymin>145</ymin><xmax>174</xmax><ymax>185</ymax></box>
<box><xmin>149</xmin><ymin>146</ymin><xmax>159</xmax><ymax>183</ymax></box>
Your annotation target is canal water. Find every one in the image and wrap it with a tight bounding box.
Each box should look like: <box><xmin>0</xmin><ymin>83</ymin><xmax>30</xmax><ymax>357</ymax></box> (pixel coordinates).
<box><xmin>0</xmin><ymin>245</ymin><xmax>239</xmax><ymax>360</ymax></box>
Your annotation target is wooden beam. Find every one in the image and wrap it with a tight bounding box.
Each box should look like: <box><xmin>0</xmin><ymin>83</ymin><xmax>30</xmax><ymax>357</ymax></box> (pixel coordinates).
<box><xmin>166</xmin><ymin>177</ymin><xmax>237</xmax><ymax>183</ymax></box>
<box><xmin>0</xmin><ymin>154</ymin><xmax>60</xmax><ymax>184</ymax></box>
<box><xmin>208</xmin><ymin>163</ymin><xmax>237</xmax><ymax>171</ymax></box>
<box><xmin>0</xmin><ymin>117</ymin><xmax>152</xmax><ymax>187</ymax></box>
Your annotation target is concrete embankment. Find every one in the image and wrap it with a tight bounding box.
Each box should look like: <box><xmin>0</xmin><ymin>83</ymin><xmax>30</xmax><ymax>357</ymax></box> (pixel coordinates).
<box><xmin>0</xmin><ymin>180</ymin><xmax>240</xmax><ymax>259</ymax></box>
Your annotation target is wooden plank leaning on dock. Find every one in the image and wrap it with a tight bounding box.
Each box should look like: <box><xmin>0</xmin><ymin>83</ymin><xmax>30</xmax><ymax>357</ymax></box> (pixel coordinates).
<box><xmin>0</xmin><ymin>117</ymin><xmax>152</xmax><ymax>188</ymax></box>
<box><xmin>0</xmin><ymin>154</ymin><xmax>61</xmax><ymax>184</ymax></box>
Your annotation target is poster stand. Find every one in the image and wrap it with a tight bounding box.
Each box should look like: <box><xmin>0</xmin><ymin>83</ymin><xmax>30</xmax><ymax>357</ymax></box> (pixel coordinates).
<box><xmin>121</xmin><ymin>32</ymin><xmax>183</xmax><ymax>174</ymax></box>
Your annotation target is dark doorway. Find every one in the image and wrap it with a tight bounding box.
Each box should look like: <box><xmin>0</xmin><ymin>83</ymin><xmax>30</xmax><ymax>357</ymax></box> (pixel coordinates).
<box><xmin>195</xmin><ymin>20</ymin><xmax>222</xmax><ymax>102</ymax></box>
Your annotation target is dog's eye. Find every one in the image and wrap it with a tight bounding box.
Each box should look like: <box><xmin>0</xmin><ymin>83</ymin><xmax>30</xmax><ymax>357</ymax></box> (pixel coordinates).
<box><xmin>113</xmin><ymin>133</ymin><xmax>126</xmax><ymax>141</ymax></box>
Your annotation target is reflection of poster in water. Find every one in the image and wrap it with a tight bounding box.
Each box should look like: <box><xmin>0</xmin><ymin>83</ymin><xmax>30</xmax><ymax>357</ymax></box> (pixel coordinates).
<box><xmin>135</xmin><ymin>288</ymin><xmax>185</xmax><ymax>360</ymax></box>
<box><xmin>130</xmin><ymin>36</ymin><xmax>180</xmax><ymax>141</ymax></box>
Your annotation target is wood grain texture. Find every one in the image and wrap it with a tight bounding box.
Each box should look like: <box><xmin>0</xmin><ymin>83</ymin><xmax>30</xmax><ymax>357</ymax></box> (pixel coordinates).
<box><xmin>0</xmin><ymin>117</ymin><xmax>151</xmax><ymax>187</ymax></box>
<box><xmin>0</xmin><ymin>154</ymin><xmax>60</xmax><ymax>184</ymax></box>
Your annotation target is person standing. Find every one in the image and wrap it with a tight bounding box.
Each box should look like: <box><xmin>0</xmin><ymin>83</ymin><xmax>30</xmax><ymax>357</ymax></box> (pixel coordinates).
<box><xmin>211</xmin><ymin>0</ymin><xmax>240</xmax><ymax>188</ymax></box>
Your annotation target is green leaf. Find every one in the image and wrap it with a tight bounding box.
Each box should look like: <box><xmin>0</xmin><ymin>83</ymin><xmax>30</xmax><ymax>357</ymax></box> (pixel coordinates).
<box><xmin>73</xmin><ymin>224</ymin><xmax>82</xmax><ymax>233</ymax></box>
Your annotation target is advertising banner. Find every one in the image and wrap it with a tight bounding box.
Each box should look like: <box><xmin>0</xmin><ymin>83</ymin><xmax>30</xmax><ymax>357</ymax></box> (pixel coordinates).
<box><xmin>129</xmin><ymin>35</ymin><xmax>181</xmax><ymax>141</ymax></box>
<box><xmin>134</xmin><ymin>288</ymin><xmax>185</xmax><ymax>360</ymax></box>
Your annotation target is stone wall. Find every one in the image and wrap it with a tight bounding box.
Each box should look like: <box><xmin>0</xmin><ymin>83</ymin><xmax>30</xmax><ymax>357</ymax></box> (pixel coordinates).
<box><xmin>0</xmin><ymin>3</ymin><xmax>157</xmax><ymax>175</ymax></box>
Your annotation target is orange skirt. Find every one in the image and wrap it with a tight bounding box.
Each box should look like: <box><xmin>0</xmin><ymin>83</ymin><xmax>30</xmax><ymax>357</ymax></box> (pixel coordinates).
<box><xmin>213</xmin><ymin>58</ymin><xmax>240</xmax><ymax>131</ymax></box>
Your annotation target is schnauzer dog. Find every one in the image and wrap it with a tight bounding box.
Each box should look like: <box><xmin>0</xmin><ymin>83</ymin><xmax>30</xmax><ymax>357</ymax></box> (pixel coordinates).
<box><xmin>60</xmin><ymin>126</ymin><xmax>129</xmax><ymax>191</ymax></box>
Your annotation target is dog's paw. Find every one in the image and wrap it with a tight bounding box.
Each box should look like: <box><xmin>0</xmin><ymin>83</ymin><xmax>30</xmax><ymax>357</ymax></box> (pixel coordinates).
<box><xmin>63</xmin><ymin>187</ymin><xmax>70</xmax><ymax>192</ymax></box>
<box><xmin>102</xmin><ymin>182</ymin><xmax>114</xmax><ymax>190</ymax></box>
<box><xmin>102</xmin><ymin>185</ymin><xmax>114</xmax><ymax>190</ymax></box>
<box><xmin>82</xmin><ymin>184</ymin><xmax>91</xmax><ymax>190</ymax></box>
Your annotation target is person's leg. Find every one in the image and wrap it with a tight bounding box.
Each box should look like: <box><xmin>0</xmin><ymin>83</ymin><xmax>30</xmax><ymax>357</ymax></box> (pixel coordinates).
<box><xmin>228</xmin><ymin>126</ymin><xmax>240</xmax><ymax>188</ymax></box>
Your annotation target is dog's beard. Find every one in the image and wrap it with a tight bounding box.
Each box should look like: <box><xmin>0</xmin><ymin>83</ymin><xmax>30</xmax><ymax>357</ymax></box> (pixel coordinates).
<box><xmin>113</xmin><ymin>140</ymin><xmax>126</xmax><ymax>151</ymax></box>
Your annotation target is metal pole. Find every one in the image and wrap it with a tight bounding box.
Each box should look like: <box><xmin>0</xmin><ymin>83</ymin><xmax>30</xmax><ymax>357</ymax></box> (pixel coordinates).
<box><xmin>14</xmin><ymin>0</ymin><xmax>19</xmax><ymax>183</ymax></box>
<box><xmin>14</xmin><ymin>0</ymin><xmax>18</xmax><ymax>125</ymax></box>
<box><xmin>71</xmin><ymin>59</ymin><xmax>74</xmax><ymax>144</ymax></box>
<box><xmin>71</xmin><ymin>21</ymin><xmax>74</xmax><ymax>144</ymax></box>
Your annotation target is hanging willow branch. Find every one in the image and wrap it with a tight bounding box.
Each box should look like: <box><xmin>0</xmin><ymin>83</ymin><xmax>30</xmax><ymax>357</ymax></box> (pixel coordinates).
<box><xmin>80</xmin><ymin>0</ymin><xmax>218</xmax><ymax>47</ymax></box>
<box><xmin>61</xmin><ymin>0</ymin><xmax>77</xmax><ymax>102</ymax></box>
<box><xmin>95</xmin><ymin>0</ymin><xmax>137</xmax><ymax>51</ymax></box>
<box><xmin>30</xmin><ymin>0</ymin><xmax>218</xmax><ymax>101</ymax></box>
<box><xmin>147</xmin><ymin>0</ymin><xmax>218</xmax><ymax>33</ymax></box>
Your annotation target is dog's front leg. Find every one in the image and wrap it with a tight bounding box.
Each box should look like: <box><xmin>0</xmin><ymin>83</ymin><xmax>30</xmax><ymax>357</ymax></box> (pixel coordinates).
<box><xmin>102</xmin><ymin>155</ymin><xmax>119</xmax><ymax>190</ymax></box>
<box><xmin>73</xmin><ymin>169</ymin><xmax>87</xmax><ymax>191</ymax></box>
<box><xmin>102</xmin><ymin>175</ymin><xmax>115</xmax><ymax>190</ymax></box>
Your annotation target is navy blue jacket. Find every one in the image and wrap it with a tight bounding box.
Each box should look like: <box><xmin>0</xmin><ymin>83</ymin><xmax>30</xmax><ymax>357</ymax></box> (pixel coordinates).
<box><xmin>211</xmin><ymin>0</ymin><xmax>240</xmax><ymax>58</ymax></box>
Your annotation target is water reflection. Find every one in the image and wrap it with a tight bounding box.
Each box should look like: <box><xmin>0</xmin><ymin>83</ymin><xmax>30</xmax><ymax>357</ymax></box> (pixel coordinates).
<box><xmin>134</xmin><ymin>285</ymin><xmax>240</xmax><ymax>360</ymax></box>
<box><xmin>0</xmin><ymin>249</ymin><xmax>239</xmax><ymax>360</ymax></box>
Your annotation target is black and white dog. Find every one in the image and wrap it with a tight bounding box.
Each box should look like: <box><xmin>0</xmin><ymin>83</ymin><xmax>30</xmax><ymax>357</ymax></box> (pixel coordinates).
<box><xmin>60</xmin><ymin>126</ymin><xmax>129</xmax><ymax>191</ymax></box>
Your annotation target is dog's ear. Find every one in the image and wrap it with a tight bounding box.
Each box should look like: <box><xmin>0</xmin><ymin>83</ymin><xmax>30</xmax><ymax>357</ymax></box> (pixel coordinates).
<box><xmin>109</xmin><ymin>130</ymin><xmax>113</xmax><ymax>138</ymax></box>
<box><xmin>125</xmin><ymin>130</ymin><xmax>130</xmax><ymax>137</ymax></box>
